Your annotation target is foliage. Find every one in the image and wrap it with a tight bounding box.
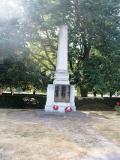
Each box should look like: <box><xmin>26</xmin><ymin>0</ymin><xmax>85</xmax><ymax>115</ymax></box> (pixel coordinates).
<box><xmin>29</xmin><ymin>0</ymin><xmax>120</xmax><ymax>96</ymax></box>
<box><xmin>73</xmin><ymin>54</ymin><xmax>107</xmax><ymax>94</ymax></box>
<box><xmin>53</xmin><ymin>0</ymin><xmax>120</xmax><ymax>96</ymax></box>
<box><xmin>73</xmin><ymin>52</ymin><xmax>120</xmax><ymax>96</ymax></box>
<box><xmin>0</xmin><ymin>0</ymin><xmax>120</xmax><ymax>96</ymax></box>
<box><xmin>0</xmin><ymin>56</ymin><xmax>49</xmax><ymax>94</ymax></box>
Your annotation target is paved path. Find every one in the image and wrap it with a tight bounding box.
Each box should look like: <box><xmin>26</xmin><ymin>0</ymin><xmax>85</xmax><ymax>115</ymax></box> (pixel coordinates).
<box><xmin>35</xmin><ymin>110</ymin><xmax>120</xmax><ymax>160</ymax></box>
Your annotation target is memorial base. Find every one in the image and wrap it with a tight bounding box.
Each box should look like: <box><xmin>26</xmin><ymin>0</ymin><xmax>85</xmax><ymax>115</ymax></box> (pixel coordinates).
<box><xmin>45</xmin><ymin>84</ymin><xmax>76</xmax><ymax>113</ymax></box>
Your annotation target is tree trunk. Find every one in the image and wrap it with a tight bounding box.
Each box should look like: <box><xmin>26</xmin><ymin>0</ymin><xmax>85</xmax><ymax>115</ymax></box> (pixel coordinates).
<box><xmin>0</xmin><ymin>87</ymin><xmax>2</xmax><ymax>96</ymax></box>
<box><xmin>83</xmin><ymin>43</ymin><xmax>91</xmax><ymax>61</ymax></box>
<box><xmin>80</xmin><ymin>87</ymin><xmax>88</xmax><ymax>97</ymax></box>
<box><xmin>10</xmin><ymin>85</ymin><xmax>14</xmax><ymax>95</ymax></box>
<box><xmin>93</xmin><ymin>91</ymin><xmax>97</xmax><ymax>97</ymax></box>
<box><xmin>76</xmin><ymin>87</ymin><xmax>80</xmax><ymax>96</ymax></box>
<box><xmin>110</xmin><ymin>92</ymin><xmax>113</xmax><ymax>98</ymax></box>
<box><xmin>33</xmin><ymin>89</ymin><xmax>36</xmax><ymax>95</ymax></box>
<box><xmin>101</xmin><ymin>93</ymin><xmax>103</xmax><ymax>97</ymax></box>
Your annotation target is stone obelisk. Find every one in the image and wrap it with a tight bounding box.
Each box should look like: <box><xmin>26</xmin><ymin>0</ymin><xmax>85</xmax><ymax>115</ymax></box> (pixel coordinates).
<box><xmin>54</xmin><ymin>25</ymin><xmax>69</xmax><ymax>85</ymax></box>
<box><xmin>45</xmin><ymin>25</ymin><xmax>76</xmax><ymax>112</ymax></box>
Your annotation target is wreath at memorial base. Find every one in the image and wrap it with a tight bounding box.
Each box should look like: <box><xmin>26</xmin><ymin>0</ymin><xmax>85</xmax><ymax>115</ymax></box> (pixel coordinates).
<box><xmin>115</xmin><ymin>102</ymin><xmax>120</xmax><ymax>113</ymax></box>
<box><xmin>53</xmin><ymin>105</ymin><xmax>59</xmax><ymax>110</ymax></box>
<box><xmin>65</xmin><ymin>106</ymin><xmax>72</xmax><ymax>112</ymax></box>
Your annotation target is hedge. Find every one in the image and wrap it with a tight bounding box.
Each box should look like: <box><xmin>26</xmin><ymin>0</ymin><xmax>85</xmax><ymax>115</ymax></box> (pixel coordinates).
<box><xmin>0</xmin><ymin>93</ymin><xmax>120</xmax><ymax>110</ymax></box>
<box><xmin>0</xmin><ymin>93</ymin><xmax>46</xmax><ymax>109</ymax></box>
<box><xmin>76</xmin><ymin>97</ymin><xmax>120</xmax><ymax>110</ymax></box>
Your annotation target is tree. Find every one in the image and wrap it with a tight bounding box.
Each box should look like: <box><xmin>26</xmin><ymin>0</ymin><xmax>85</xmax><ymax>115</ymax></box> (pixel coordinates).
<box><xmin>23</xmin><ymin>54</ymin><xmax>50</xmax><ymax>94</ymax></box>
<box><xmin>0</xmin><ymin>57</ymin><xmax>16</xmax><ymax>95</ymax></box>
<box><xmin>103</xmin><ymin>55</ymin><xmax>120</xmax><ymax>97</ymax></box>
<box><xmin>20</xmin><ymin>0</ymin><xmax>58</xmax><ymax>86</ymax></box>
<box><xmin>1</xmin><ymin>0</ymin><xmax>120</xmax><ymax>96</ymax></box>
<box><xmin>48</xmin><ymin>0</ymin><xmax>120</xmax><ymax>96</ymax></box>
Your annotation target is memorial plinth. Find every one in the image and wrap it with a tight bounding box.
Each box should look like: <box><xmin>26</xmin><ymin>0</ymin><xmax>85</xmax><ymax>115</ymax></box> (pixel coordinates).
<box><xmin>45</xmin><ymin>25</ymin><xmax>76</xmax><ymax>112</ymax></box>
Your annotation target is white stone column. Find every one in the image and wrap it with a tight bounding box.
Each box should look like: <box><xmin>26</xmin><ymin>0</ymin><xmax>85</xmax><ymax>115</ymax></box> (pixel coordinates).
<box><xmin>56</xmin><ymin>25</ymin><xmax>68</xmax><ymax>71</ymax></box>
<box><xmin>54</xmin><ymin>25</ymin><xmax>69</xmax><ymax>84</ymax></box>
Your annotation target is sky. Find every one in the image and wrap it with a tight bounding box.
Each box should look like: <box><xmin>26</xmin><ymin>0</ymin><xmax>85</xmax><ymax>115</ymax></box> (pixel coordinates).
<box><xmin>0</xmin><ymin>0</ymin><xmax>42</xmax><ymax>60</ymax></box>
<box><xmin>0</xmin><ymin>0</ymin><xmax>26</xmax><ymax>60</ymax></box>
<box><xmin>0</xmin><ymin>0</ymin><xmax>24</xmax><ymax>21</ymax></box>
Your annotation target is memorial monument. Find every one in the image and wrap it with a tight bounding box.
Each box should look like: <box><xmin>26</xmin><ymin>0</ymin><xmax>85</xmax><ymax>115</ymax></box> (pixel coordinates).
<box><xmin>45</xmin><ymin>25</ymin><xmax>76</xmax><ymax>112</ymax></box>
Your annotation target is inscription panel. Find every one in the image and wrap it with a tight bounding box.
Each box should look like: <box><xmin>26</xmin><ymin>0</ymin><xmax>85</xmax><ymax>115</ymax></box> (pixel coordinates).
<box><xmin>54</xmin><ymin>85</ymin><xmax>70</xmax><ymax>102</ymax></box>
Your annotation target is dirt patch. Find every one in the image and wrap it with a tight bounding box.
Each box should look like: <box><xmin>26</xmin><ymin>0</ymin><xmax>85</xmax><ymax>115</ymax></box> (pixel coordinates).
<box><xmin>86</xmin><ymin>111</ymin><xmax>120</xmax><ymax>144</ymax></box>
<box><xmin>0</xmin><ymin>109</ymin><xmax>85</xmax><ymax>160</ymax></box>
<box><xmin>0</xmin><ymin>109</ymin><xmax>120</xmax><ymax>160</ymax></box>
